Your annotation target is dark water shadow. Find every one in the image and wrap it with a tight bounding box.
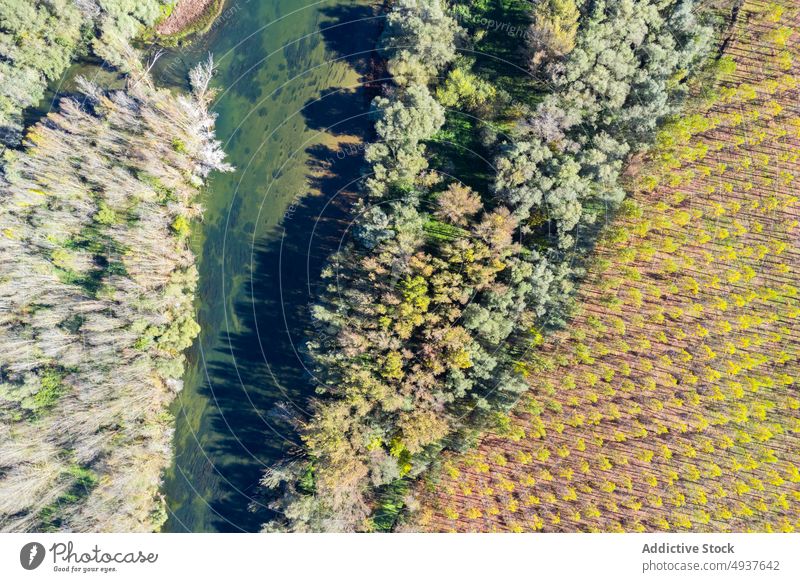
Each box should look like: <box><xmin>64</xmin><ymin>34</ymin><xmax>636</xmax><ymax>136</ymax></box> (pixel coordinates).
<box><xmin>302</xmin><ymin>87</ymin><xmax>371</xmax><ymax>139</ymax></box>
<box><xmin>320</xmin><ymin>3</ymin><xmax>381</xmax><ymax>76</ymax></box>
<box><xmin>194</xmin><ymin>137</ymin><xmax>367</xmax><ymax>532</ymax></box>
<box><xmin>164</xmin><ymin>1</ymin><xmax>380</xmax><ymax>533</ymax></box>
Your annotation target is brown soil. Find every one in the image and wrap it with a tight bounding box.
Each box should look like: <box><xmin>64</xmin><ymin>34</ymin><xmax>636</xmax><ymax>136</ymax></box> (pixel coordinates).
<box><xmin>156</xmin><ymin>0</ymin><xmax>221</xmax><ymax>36</ymax></box>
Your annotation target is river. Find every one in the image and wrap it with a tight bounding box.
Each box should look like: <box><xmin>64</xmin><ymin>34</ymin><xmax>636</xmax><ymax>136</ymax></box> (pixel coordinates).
<box><xmin>149</xmin><ymin>0</ymin><xmax>380</xmax><ymax>532</ymax></box>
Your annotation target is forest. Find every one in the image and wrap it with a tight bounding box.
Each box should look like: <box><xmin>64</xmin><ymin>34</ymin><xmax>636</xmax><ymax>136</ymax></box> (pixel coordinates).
<box><xmin>260</xmin><ymin>0</ymin><xmax>740</xmax><ymax>532</ymax></box>
<box><xmin>0</xmin><ymin>0</ymin><xmax>796</xmax><ymax>535</ymax></box>
<box><xmin>0</xmin><ymin>1</ymin><xmax>230</xmax><ymax>531</ymax></box>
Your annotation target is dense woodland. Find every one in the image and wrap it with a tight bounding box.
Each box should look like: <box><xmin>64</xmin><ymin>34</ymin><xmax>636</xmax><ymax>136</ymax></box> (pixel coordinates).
<box><xmin>0</xmin><ymin>4</ymin><xmax>230</xmax><ymax>530</ymax></box>
<box><xmin>263</xmin><ymin>0</ymin><xmax>718</xmax><ymax>531</ymax></box>
<box><xmin>0</xmin><ymin>0</ymin><xmax>793</xmax><ymax>535</ymax></box>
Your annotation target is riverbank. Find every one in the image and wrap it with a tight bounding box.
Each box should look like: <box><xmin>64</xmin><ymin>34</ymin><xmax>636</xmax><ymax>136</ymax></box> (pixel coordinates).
<box><xmin>156</xmin><ymin>0</ymin><xmax>226</xmax><ymax>40</ymax></box>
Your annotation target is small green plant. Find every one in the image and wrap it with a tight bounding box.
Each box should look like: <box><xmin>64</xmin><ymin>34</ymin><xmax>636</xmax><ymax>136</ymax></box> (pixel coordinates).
<box><xmin>94</xmin><ymin>202</ymin><xmax>118</xmax><ymax>225</ymax></box>
<box><xmin>171</xmin><ymin>137</ymin><xmax>188</xmax><ymax>154</ymax></box>
<box><xmin>171</xmin><ymin>215</ymin><xmax>191</xmax><ymax>238</ymax></box>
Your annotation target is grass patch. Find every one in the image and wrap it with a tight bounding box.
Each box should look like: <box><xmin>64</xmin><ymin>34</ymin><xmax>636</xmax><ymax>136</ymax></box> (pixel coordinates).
<box><xmin>424</xmin><ymin>217</ymin><xmax>468</xmax><ymax>241</ymax></box>
<box><xmin>30</xmin><ymin>368</ymin><xmax>67</xmax><ymax>414</ymax></box>
<box><xmin>372</xmin><ymin>479</ymin><xmax>410</xmax><ymax>532</ymax></box>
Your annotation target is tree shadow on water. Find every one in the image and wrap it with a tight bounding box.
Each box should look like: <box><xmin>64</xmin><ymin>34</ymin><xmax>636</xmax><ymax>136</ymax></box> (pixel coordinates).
<box><xmin>320</xmin><ymin>3</ymin><xmax>383</xmax><ymax>77</ymax></box>
<box><xmin>165</xmin><ymin>0</ymin><xmax>381</xmax><ymax>533</ymax></box>
<box><xmin>303</xmin><ymin>87</ymin><xmax>372</xmax><ymax>139</ymax></box>
<box><xmin>190</xmin><ymin>138</ymin><xmax>367</xmax><ymax>532</ymax></box>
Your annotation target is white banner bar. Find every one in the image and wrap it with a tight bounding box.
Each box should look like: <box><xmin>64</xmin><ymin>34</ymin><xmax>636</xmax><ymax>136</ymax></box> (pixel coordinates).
<box><xmin>1</xmin><ymin>534</ymin><xmax>797</xmax><ymax>581</ymax></box>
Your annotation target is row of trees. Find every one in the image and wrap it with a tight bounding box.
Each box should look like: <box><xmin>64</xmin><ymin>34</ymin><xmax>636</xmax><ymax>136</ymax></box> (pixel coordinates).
<box><xmin>261</xmin><ymin>0</ymin><xmax>714</xmax><ymax>531</ymax></box>
<box><xmin>263</xmin><ymin>0</ymin><xmax>466</xmax><ymax>532</ymax></box>
<box><xmin>0</xmin><ymin>48</ymin><xmax>231</xmax><ymax>531</ymax></box>
<box><xmin>0</xmin><ymin>0</ymin><xmax>169</xmax><ymax>145</ymax></box>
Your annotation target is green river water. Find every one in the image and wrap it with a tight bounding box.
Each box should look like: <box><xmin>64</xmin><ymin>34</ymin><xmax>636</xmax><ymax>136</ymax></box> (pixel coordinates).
<box><xmin>149</xmin><ymin>0</ymin><xmax>380</xmax><ymax>532</ymax></box>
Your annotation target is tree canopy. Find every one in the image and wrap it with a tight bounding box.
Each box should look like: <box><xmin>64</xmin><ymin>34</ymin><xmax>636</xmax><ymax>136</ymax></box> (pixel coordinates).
<box><xmin>0</xmin><ymin>50</ymin><xmax>230</xmax><ymax>532</ymax></box>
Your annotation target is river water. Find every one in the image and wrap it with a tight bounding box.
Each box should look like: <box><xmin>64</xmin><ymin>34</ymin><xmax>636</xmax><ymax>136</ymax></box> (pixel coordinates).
<box><xmin>150</xmin><ymin>0</ymin><xmax>379</xmax><ymax>532</ymax></box>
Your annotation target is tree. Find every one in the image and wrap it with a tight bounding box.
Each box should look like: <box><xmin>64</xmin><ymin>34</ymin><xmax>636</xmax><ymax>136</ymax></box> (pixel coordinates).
<box><xmin>526</xmin><ymin>0</ymin><xmax>580</xmax><ymax>70</ymax></box>
<box><xmin>366</xmin><ymin>84</ymin><xmax>446</xmax><ymax>196</ymax></box>
<box><xmin>379</xmin><ymin>0</ymin><xmax>461</xmax><ymax>85</ymax></box>
<box><xmin>435</xmin><ymin>183</ymin><xmax>482</xmax><ymax>226</ymax></box>
<box><xmin>435</xmin><ymin>62</ymin><xmax>497</xmax><ymax>112</ymax></box>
